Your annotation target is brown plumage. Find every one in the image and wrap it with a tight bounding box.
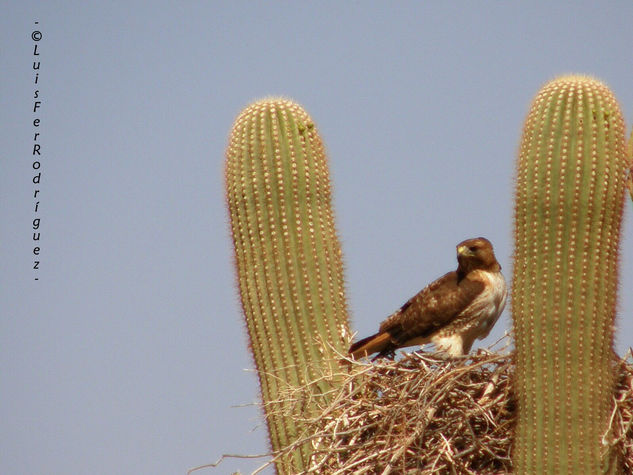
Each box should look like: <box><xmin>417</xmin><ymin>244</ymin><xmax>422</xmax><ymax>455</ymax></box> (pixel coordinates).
<box><xmin>348</xmin><ymin>237</ymin><xmax>507</xmax><ymax>360</ymax></box>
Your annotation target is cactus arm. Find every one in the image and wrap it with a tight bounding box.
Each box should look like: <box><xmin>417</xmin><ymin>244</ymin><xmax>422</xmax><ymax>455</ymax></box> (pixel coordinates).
<box><xmin>512</xmin><ymin>75</ymin><xmax>627</xmax><ymax>473</ymax></box>
<box><xmin>225</xmin><ymin>98</ymin><xmax>350</xmax><ymax>472</ymax></box>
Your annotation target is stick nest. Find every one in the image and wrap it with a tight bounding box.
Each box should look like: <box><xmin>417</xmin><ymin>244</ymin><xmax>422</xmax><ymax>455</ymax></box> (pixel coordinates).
<box><xmin>264</xmin><ymin>339</ymin><xmax>633</xmax><ymax>474</ymax></box>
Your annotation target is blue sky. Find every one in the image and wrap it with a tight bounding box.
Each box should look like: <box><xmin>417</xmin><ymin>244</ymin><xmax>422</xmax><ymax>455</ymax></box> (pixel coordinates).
<box><xmin>2</xmin><ymin>2</ymin><xmax>633</xmax><ymax>474</ymax></box>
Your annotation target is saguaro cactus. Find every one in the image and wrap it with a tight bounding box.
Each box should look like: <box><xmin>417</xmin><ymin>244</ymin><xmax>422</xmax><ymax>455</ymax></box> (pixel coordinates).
<box><xmin>225</xmin><ymin>98</ymin><xmax>350</xmax><ymax>472</ymax></box>
<box><xmin>512</xmin><ymin>75</ymin><xmax>628</xmax><ymax>473</ymax></box>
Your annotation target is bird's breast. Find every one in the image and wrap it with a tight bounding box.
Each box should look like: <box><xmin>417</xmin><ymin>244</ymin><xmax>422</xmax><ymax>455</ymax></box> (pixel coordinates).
<box><xmin>465</xmin><ymin>270</ymin><xmax>507</xmax><ymax>327</ymax></box>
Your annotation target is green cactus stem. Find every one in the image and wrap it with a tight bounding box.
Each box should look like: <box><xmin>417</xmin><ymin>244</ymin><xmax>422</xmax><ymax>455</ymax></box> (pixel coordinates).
<box><xmin>512</xmin><ymin>75</ymin><xmax>628</xmax><ymax>473</ymax></box>
<box><xmin>225</xmin><ymin>98</ymin><xmax>350</xmax><ymax>472</ymax></box>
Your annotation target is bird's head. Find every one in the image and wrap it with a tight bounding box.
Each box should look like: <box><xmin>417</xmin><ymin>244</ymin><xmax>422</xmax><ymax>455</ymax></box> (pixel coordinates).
<box><xmin>456</xmin><ymin>237</ymin><xmax>501</xmax><ymax>273</ymax></box>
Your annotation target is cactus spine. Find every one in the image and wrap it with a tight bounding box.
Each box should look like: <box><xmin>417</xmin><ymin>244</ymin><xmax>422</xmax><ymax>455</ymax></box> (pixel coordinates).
<box><xmin>225</xmin><ymin>98</ymin><xmax>350</xmax><ymax>472</ymax></box>
<box><xmin>512</xmin><ymin>75</ymin><xmax>627</xmax><ymax>473</ymax></box>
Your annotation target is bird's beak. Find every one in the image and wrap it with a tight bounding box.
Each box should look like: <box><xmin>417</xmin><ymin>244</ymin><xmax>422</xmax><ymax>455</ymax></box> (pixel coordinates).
<box><xmin>457</xmin><ymin>245</ymin><xmax>473</xmax><ymax>257</ymax></box>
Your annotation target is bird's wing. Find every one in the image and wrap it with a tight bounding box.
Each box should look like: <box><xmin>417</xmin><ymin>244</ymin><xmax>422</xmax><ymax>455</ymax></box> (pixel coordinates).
<box><xmin>378</xmin><ymin>271</ymin><xmax>485</xmax><ymax>347</ymax></box>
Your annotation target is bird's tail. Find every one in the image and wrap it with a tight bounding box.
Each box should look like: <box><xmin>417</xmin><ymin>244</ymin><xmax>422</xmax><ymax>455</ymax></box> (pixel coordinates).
<box><xmin>348</xmin><ymin>332</ymin><xmax>392</xmax><ymax>359</ymax></box>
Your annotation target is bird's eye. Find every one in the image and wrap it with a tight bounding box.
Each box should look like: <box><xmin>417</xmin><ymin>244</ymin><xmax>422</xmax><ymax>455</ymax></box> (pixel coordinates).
<box><xmin>469</xmin><ymin>246</ymin><xmax>477</xmax><ymax>252</ymax></box>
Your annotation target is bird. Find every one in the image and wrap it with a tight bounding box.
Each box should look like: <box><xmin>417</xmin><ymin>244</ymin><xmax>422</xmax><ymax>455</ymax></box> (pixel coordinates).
<box><xmin>348</xmin><ymin>237</ymin><xmax>507</xmax><ymax>360</ymax></box>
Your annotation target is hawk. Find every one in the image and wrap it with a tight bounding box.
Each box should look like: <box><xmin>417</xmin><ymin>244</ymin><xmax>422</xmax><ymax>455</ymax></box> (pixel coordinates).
<box><xmin>348</xmin><ymin>237</ymin><xmax>507</xmax><ymax>359</ymax></box>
